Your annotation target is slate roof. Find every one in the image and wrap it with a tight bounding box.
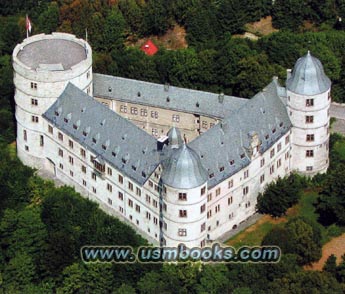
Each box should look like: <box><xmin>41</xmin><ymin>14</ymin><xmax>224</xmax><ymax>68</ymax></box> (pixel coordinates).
<box><xmin>43</xmin><ymin>83</ymin><xmax>161</xmax><ymax>186</ymax></box>
<box><xmin>43</xmin><ymin>77</ymin><xmax>291</xmax><ymax>189</ymax></box>
<box><xmin>189</xmin><ymin>79</ymin><xmax>292</xmax><ymax>188</ymax></box>
<box><xmin>93</xmin><ymin>73</ymin><xmax>248</xmax><ymax>119</ymax></box>
<box><xmin>161</xmin><ymin>144</ymin><xmax>208</xmax><ymax>189</ymax></box>
<box><xmin>286</xmin><ymin>51</ymin><xmax>331</xmax><ymax>95</ymax></box>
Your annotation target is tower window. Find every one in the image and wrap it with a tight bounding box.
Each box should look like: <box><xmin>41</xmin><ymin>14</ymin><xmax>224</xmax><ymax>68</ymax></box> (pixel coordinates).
<box><xmin>306</xmin><ymin>116</ymin><xmax>314</xmax><ymax>123</ymax></box>
<box><xmin>31</xmin><ymin>98</ymin><xmax>38</xmax><ymax>105</ymax></box>
<box><xmin>179</xmin><ymin>210</ymin><xmax>187</xmax><ymax>217</ymax></box>
<box><xmin>306</xmin><ymin>150</ymin><xmax>314</xmax><ymax>157</ymax></box>
<box><xmin>30</xmin><ymin>82</ymin><xmax>37</xmax><ymax>89</ymax></box>
<box><xmin>178</xmin><ymin>193</ymin><xmax>187</xmax><ymax>201</ymax></box>
<box><xmin>306</xmin><ymin>134</ymin><xmax>315</xmax><ymax>142</ymax></box>
<box><xmin>306</xmin><ymin>99</ymin><xmax>314</xmax><ymax>107</ymax></box>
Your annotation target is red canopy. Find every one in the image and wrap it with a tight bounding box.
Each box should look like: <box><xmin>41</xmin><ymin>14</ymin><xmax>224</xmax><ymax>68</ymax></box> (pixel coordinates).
<box><xmin>140</xmin><ymin>40</ymin><xmax>158</xmax><ymax>56</ymax></box>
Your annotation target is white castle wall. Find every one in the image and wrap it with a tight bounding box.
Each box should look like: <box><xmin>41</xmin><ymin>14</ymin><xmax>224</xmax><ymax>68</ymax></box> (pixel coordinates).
<box><xmin>287</xmin><ymin>89</ymin><xmax>330</xmax><ymax>175</ymax></box>
<box><xmin>162</xmin><ymin>182</ymin><xmax>208</xmax><ymax>247</ymax></box>
<box><xmin>13</xmin><ymin>33</ymin><xmax>92</xmax><ymax>169</ymax></box>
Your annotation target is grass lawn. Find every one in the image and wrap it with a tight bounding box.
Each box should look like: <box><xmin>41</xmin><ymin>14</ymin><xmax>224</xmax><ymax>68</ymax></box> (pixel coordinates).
<box><xmin>226</xmin><ymin>189</ymin><xmax>344</xmax><ymax>247</ymax></box>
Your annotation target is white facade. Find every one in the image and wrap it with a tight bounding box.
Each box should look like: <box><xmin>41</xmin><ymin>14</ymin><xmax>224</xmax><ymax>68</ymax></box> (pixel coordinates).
<box><xmin>13</xmin><ymin>33</ymin><xmax>92</xmax><ymax>169</ymax></box>
<box><xmin>14</xmin><ymin>34</ymin><xmax>330</xmax><ymax>248</ymax></box>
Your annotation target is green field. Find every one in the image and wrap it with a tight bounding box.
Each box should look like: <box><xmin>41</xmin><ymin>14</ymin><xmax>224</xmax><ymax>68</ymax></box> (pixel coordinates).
<box><xmin>226</xmin><ymin>190</ymin><xmax>345</xmax><ymax>247</ymax></box>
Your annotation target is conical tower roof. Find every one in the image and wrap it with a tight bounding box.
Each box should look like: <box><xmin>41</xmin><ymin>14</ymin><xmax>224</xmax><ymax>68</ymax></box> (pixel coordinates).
<box><xmin>161</xmin><ymin>144</ymin><xmax>208</xmax><ymax>189</ymax></box>
<box><xmin>286</xmin><ymin>51</ymin><xmax>331</xmax><ymax>95</ymax></box>
<box><xmin>167</xmin><ymin>127</ymin><xmax>183</xmax><ymax>148</ymax></box>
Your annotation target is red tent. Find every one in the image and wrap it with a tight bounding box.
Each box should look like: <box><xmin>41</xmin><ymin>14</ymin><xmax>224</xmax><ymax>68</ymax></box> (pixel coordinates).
<box><xmin>140</xmin><ymin>40</ymin><xmax>158</xmax><ymax>56</ymax></box>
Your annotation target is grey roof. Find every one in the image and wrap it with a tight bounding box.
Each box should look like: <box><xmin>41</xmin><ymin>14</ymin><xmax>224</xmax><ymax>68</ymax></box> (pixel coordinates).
<box><xmin>167</xmin><ymin>127</ymin><xmax>183</xmax><ymax>148</ymax></box>
<box><xmin>43</xmin><ymin>83</ymin><xmax>160</xmax><ymax>186</ymax></box>
<box><xmin>286</xmin><ymin>51</ymin><xmax>331</xmax><ymax>95</ymax></box>
<box><xmin>93</xmin><ymin>73</ymin><xmax>248</xmax><ymax>119</ymax></box>
<box><xmin>17</xmin><ymin>39</ymin><xmax>87</xmax><ymax>70</ymax></box>
<box><xmin>189</xmin><ymin>79</ymin><xmax>292</xmax><ymax>188</ymax></box>
<box><xmin>161</xmin><ymin>144</ymin><xmax>208</xmax><ymax>189</ymax></box>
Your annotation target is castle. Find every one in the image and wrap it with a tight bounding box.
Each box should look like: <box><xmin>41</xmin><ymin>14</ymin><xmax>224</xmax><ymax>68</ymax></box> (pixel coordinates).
<box><xmin>13</xmin><ymin>33</ymin><xmax>331</xmax><ymax>247</ymax></box>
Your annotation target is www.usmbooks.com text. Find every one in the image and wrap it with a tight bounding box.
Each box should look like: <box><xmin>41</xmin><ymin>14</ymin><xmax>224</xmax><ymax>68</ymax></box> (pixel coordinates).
<box><xmin>81</xmin><ymin>243</ymin><xmax>281</xmax><ymax>263</ymax></box>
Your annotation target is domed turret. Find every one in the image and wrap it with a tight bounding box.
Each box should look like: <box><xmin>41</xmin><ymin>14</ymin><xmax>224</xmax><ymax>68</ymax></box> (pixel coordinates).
<box><xmin>161</xmin><ymin>144</ymin><xmax>207</xmax><ymax>189</ymax></box>
<box><xmin>286</xmin><ymin>51</ymin><xmax>331</xmax><ymax>95</ymax></box>
<box><xmin>167</xmin><ymin>127</ymin><xmax>183</xmax><ymax>149</ymax></box>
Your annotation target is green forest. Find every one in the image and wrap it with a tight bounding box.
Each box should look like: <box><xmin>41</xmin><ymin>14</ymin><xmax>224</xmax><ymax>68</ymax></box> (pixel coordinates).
<box><xmin>2</xmin><ymin>0</ymin><xmax>345</xmax><ymax>293</ymax></box>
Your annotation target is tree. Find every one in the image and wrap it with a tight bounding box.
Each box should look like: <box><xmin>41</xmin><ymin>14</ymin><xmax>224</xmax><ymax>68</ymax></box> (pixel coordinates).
<box><xmin>195</xmin><ymin>264</ymin><xmax>230</xmax><ymax>294</ymax></box>
<box><xmin>323</xmin><ymin>254</ymin><xmax>337</xmax><ymax>276</ymax></box>
<box><xmin>262</xmin><ymin>217</ymin><xmax>322</xmax><ymax>265</ymax></box>
<box><xmin>272</xmin><ymin>0</ymin><xmax>304</xmax><ymax>31</ymax></box>
<box><xmin>37</xmin><ymin>2</ymin><xmax>59</xmax><ymax>34</ymax></box>
<box><xmin>142</xmin><ymin>0</ymin><xmax>171</xmax><ymax>36</ymax></box>
<box><xmin>256</xmin><ymin>174</ymin><xmax>303</xmax><ymax>217</ymax></box>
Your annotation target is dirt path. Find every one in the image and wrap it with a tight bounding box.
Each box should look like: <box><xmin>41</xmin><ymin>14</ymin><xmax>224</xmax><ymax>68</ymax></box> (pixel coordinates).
<box><xmin>305</xmin><ymin>234</ymin><xmax>345</xmax><ymax>271</ymax></box>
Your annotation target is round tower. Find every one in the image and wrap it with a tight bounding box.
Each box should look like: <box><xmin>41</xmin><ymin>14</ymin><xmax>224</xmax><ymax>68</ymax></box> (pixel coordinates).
<box><xmin>13</xmin><ymin>33</ymin><xmax>92</xmax><ymax>169</ymax></box>
<box><xmin>286</xmin><ymin>51</ymin><xmax>331</xmax><ymax>175</ymax></box>
<box><xmin>161</xmin><ymin>144</ymin><xmax>208</xmax><ymax>247</ymax></box>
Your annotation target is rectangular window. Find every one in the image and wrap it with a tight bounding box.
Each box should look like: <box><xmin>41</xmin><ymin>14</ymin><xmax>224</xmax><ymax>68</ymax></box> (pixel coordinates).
<box><xmin>31</xmin><ymin>116</ymin><xmax>39</xmax><ymax>123</ymax></box>
<box><xmin>228</xmin><ymin>179</ymin><xmax>233</xmax><ymax>189</ymax></box>
<box><xmin>200</xmin><ymin>204</ymin><xmax>206</xmax><ymax>213</ymax></box>
<box><xmin>31</xmin><ymin>98</ymin><xmax>38</xmax><ymax>106</ymax></box>
<box><xmin>151</xmin><ymin>128</ymin><xmax>158</xmax><ymax>136</ymax></box>
<box><xmin>306</xmin><ymin>116</ymin><xmax>314</xmax><ymax>123</ymax></box>
<box><xmin>23</xmin><ymin>130</ymin><xmax>27</xmax><ymax>141</ymax></box>
<box><xmin>68</xmin><ymin>140</ymin><xmax>73</xmax><ymax>149</ymax></box>
<box><xmin>128</xmin><ymin>182</ymin><xmax>133</xmax><ymax>191</ymax></box>
<box><xmin>151</xmin><ymin>111</ymin><xmax>158</xmax><ymax>119</ymax></box>
<box><xmin>260</xmin><ymin>174</ymin><xmax>265</xmax><ymax>183</ymax></box>
<box><xmin>207</xmin><ymin>210</ymin><xmax>212</xmax><ymax>219</ymax></box>
<box><xmin>215</xmin><ymin>204</ymin><xmax>220</xmax><ymax>213</ymax></box>
<box><xmin>58</xmin><ymin>148</ymin><xmax>63</xmax><ymax>157</ymax></box>
<box><xmin>277</xmin><ymin>143</ymin><xmax>282</xmax><ymax>152</ymax></box>
<box><xmin>172</xmin><ymin>114</ymin><xmax>180</xmax><ymax>122</ymax></box>
<box><xmin>270</xmin><ymin>149</ymin><xmax>275</xmax><ymax>158</ymax></box>
<box><xmin>136</xmin><ymin>187</ymin><xmax>141</xmax><ymax>197</ymax></box>
<box><xmin>48</xmin><ymin>125</ymin><xmax>53</xmax><ymax>134</ymax></box>
<box><xmin>216</xmin><ymin>187</ymin><xmax>221</xmax><ymax>196</ymax></box>
<box><xmin>81</xmin><ymin>165</ymin><xmax>86</xmax><ymax>173</ymax></box>
<box><xmin>306</xmin><ymin>150</ymin><xmax>314</xmax><ymax>157</ymax></box>
<box><xmin>146</xmin><ymin>194</ymin><xmax>151</xmax><ymax>203</ymax></box>
<box><xmin>285</xmin><ymin>135</ymin><xmax>290</xmax><ymax>145</ymax></box>
<box><xmin>260</xmin><ymin>158</ymin><xmax>265</xmax><ymax>167</ymax></box>
<box><xmin>178</xmin><ymin>193</ymin><xmax>187</xmax><ymax>201</ymax></box>
<box><xmin>70</xmin><ymin>170</ymin><xmax>74</xmax><ymax>177</ymax></box>
<box><xmin>118</xmin><ymin>175</ymin><xmax>123</xmax><ymax>184</ymax></box>
<box><xmin>146</xmin><ymin>211</ymin><xmax>151</xmax><ymax>220</ymax></box>
<box><xmin>68</xmin><ymin>156</ymin><xmax>74</xmax><ymax>165</ymax></box>
<box><xmin>108</xmin><ymin>198</ymin><xmax>112</xmax><ymax>205</ymax></box>
<box><xmin>228</xmin><ymin>196</ymin><xmax>233</xmax><ymax>205</ymax></box>
<box><xmin>270</xmin><ymin>165</ymin><xmax>275</xmax><ymax>174</ymax></box>
<box><xmin>153</xmin><ymin>199</ymin><xmax>158</xmax><ymax>208</ymax></box>
<box><xmin>201</xmin><ymin>186</ymin><xmax>206</xmax><ymax>196</ymax></box>
<box><xmin>179</xmin><ymin>210</ymin><xmax>187</xmax><ymax>217</ymax></box>
<box><xmin>244</xmin><ymin>170</ymin><xmax>249</xmax><ymax>179</ymax></box>
<box><xmin>30</xmin><ymin>82</ymin><xmax>37</xmax><ymax>89</ymax></box>
<box><xmin>107</xmin><ymin>183</ymin><xmax>112</xmax><ymax>192</ymax></box>
<box><xmin>306</xmin><ymin>134</ymin><xmax>315</xmax><ymax>142</ymax></box>
<box><xmin>130</xmin><ymin>107</ymin><xmax>138</xmax><ymax>115</ymax></box>
<box><xmin>82</xmin><ymin>180</ymin><xmax>86</xmax><ymax>186</ymax></box>
<box><xmin>80</xmin><ymin>148</ymin><xmax>86</xmax><ymax>158</ymax></box>
<box><xmin>58</xmin><ymin>132</ymin><xmax>63</xmax><ymax>141</ymax></box>
<box><xmin>140</xmin><ymin>109</ymin><xmax>147</xmax><ymax>117</ymax></box>
<box><xmin>306</xmin><ymin>99</ymin><xmax>314</xmax><ymax>107</ymax></box>
<box><xmin>202</xmin><ymin>121</ymin><xmax>208</xmax><ymax>129</ymax></box>
<box><xmin>243</xmin><ymin>186</ymin><xmax>249</xmax><ymax>195</ymax></box>
<box><xmin>128</xmin><ymin>199</ymin><xmax>133</xmax><ymax>208</ymax></box>
<box><xmin>277</xmin><ymin>158</ymin><xmax>282</xmax><ymax>168</ymax></box>
<box><xmin>92</xmin><ymin>187</ymin><xmax>96</xmax><ymax>194</ymax></box>
<box><xmin>178</xmin><ymin>229</ymin><xmax>187</xmax><ymax>236</ymax></box>
<box><xmin>118</xmin><ymin>192</ymin><xmax>123</xmax><ymax>201</ymax></box>
<box><xmin>120</xmin><ymin>105</ymin><xmax>127</xmax><ymax>113</ymax></box>
<box><xmin>306</xmin><ymin>166</ymin><xmax>313</xmax><ymax>171</ymax></box>
<box><xmin>135</xmin><ymin>204</ymin><xmax>140</xmax><ymax>213</ymax></box>
<box><xmin>107</xmin><ymin>167</ymin><xmax>112</xmax><ymax>176</ymax></box>
<box><xmin>92</xmin><ymin>172</ymin><xmax>97</xmax><ymax>181</ymax></box>
<box><xmin>40</xmin><ymin>135</ymin><xmax>44</xmax><ymax>146</ymax></box>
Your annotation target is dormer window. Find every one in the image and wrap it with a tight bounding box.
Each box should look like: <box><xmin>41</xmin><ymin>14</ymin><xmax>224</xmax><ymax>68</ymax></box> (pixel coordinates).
<box><xmin>265</xmin><ymin>134</ymin><xmax>269</xmax><ymax>140</ymax></box>
<box><xmin>102</xmin><ymin>144</ymin><xmax>107</xmax><ymax>150</ymax></box>
<box><xmin>209</xmin><ymin>173</ymin><xmax>214</xmax><ymax>178</ymax></box>
<box><xmin>108</xmin><ymin>87</ymin><xmax>112</xmax><ymax>92</ymax></box>
<box><xmin>137</xmin><ymin>91</ymin><xmax>141</xmax><ymax>97</ymax></box>
<box><xmin>240</xmin><ymin>153</ymin><xmax>245</xmax><ymax>159</ymax></box>
<box><xmin>132</xmin><ymin>165</ymin><xmax>137</xmax><ymax>171</ymax></box>
<box><xmin>272</xmin><ymin>128</ymin><xmax>276</xmax><ymax>134</ymax></box>
<box><xmin>196</xmin><ymin>102</ymin><xmax>200</xmax><ymax>108</ymax></box>
<box><xmin>219</xmin><ymin>166</ymin><xmax>224</xmax><ymax>172</ymax></box>
<box><xmin>73</xmin><ymin>124</ymin><xmax>78</xmax><ymax>130</ymax></box>
<box><xmin>112</xmin><ymin>151</ymin><xmax>116</xmax><ymax>157</ymax></box>
<box><xmin>64</xmin><ymin>118</ymin><xmax>69</xmax><ymax>123</ymax></box>
<box><xmin>142</xmin><ymin>171</ymin><xmax>146</xmax><ymax>177</ymax></box>
<box><xmin>54</xmin><ymin>110</ymin><xmax>60</xmax><ymax>116</ymax></box>
<box><xmin>229</xmin><ymin>160</ymin><xmax>234</xmax><ymax>165</ymax></box>
<box><xmin>279</xmin><ymin>122</ymin><xmax>283</xmax><ymax>127</ymax></box>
